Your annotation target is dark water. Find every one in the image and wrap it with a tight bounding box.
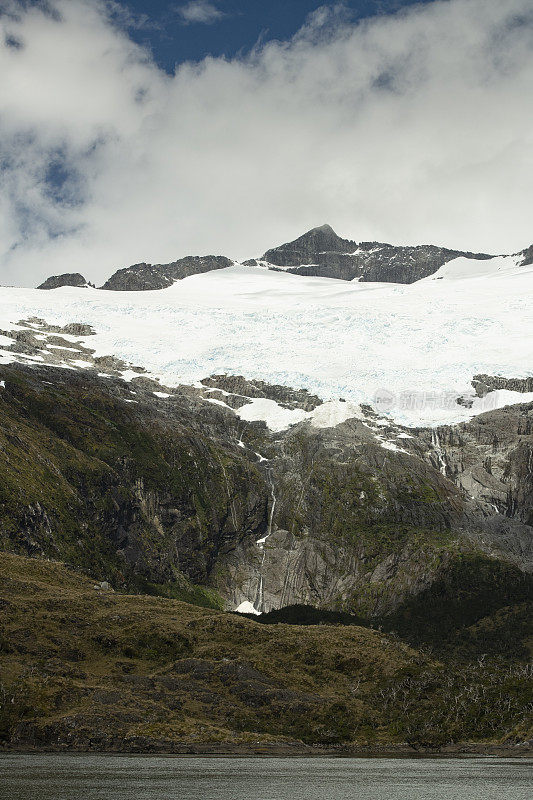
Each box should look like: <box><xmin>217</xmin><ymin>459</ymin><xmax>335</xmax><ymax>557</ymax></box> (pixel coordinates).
<box><xmin>0</xmin><ymin>754</ymin><xmax>531</xmax><ymax>800</ymax></box>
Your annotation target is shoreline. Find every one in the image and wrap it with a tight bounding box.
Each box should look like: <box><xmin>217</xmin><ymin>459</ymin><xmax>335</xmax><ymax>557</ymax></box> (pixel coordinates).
<box><xmin>2</xmin><ymin>742</ymin><xmax>532</xmax><ymax>759</ymax></box>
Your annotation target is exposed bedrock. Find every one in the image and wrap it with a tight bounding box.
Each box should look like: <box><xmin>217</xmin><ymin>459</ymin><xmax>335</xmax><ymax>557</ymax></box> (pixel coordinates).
<box><xmin>216</xmin><ymin>408</ymin><xmax>533</xmax><ymax>617</ymax></box>
<box><xmin>259</xmin><ymin>224</ymin><xmax>493</xmax><ymax>283</ymax></box>
<box><xmin>101</xmin><ymin>255</ymin><xmax>232</xmax><ymax>291</ymax></box>
<box><xmin>0</xmin><ymin>363</ymin><xmax>531</xmax><ymax>624</ymax></box>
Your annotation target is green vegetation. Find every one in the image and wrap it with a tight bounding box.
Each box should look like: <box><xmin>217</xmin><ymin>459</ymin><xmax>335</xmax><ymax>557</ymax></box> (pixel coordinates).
<box><xmin>380</xmin><ymin>553</ymin><xmax>533</xmax><ymax>652</ymax></box>
<box><xmin>372</xmin><ymin>658</ymin><xmax>533</xmax><ymax>749</ymax></box>
<box><xmin>0</xmin><ymin>366</ymin><xmax>531</xmax><ymax>754</ymax></box>
<box><xmin>0</xmin><ymin>552</ymin><xmax>531</xmax><ymax>752</ymax></box>
<box><xmin>0</xmin><ymin>366</ymin><xmax>266</xmax><ymax>597</ymax></box>
<box><xmin>0</xmin><ymin>551</ymin><xmax>422</xmax><ymax>750</ymax></box>
<box><xmin>132</xmin><ymin>576</ymin><xmax>225</xmax><ymax>610</ymax></box>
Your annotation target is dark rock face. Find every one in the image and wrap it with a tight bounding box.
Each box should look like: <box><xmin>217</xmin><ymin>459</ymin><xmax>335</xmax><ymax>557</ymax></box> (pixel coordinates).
<box><xmin>101</xmin><ymin>256</ymin><xmax>233</xmax><ymax>291</ymax></box>
<box><xmin>260</xmin><ymin>224</ymin><xmax>493</xmax><ymax>283</ymax></box>
<box><xmin>472</xmin><ymin>374</ymin><xmax>533</xmax><ymax>397</ymax></box>
<box><xmin>0</xmin><ymin>364</ymin><xmax>268</xmax><ymax>594</ymax></box>
<box><xmin>201</xmin><ymin>374</ymin><xmax>323</xmax><ymax>412</ymax></box>
<box><xmin>424</xmin><ymin>403</ymin><xmax>533</xmax><ymax>529</ymax></box>
<box><xmin>37</xmin><ymin>273</ymin><xmax>88</xmax><ymax>290</ymax></box>
<box><xmin>217</xmin><ymin>405</ymin><xmax>533</xmax><ymax>618</ymax></box>
<box><xmin>518</xmin><ymin>244</ymin><xmax>533</xmax><ymax>266</ymax></box>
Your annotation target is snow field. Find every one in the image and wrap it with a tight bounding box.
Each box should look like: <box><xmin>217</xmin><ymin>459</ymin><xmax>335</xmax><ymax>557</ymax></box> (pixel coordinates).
<box><xmin>0</xmin><ymin>256</ymin><xmax>531</xmax><ymax>428</ymax></box>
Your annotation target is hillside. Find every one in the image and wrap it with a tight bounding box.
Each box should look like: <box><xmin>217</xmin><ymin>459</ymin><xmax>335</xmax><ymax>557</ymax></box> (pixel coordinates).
<box><xmin>0</xmin><ymin>363</ymin><xmax>532</xmax><ymax>620</ymax></box>
<box><xmin>1</xmin><ymin>551</ymin><xmax>531</xmax><ymax>753</ymax></box>
<box><xmin>0</xmin><ymin>228</ymin><xmax>531</xmax><ymax>754</ymax></box>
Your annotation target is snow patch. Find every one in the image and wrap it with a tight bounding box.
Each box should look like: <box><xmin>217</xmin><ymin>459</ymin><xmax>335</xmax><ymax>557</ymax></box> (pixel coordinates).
<box><xmin>235</xmin><ymin>601</ymin><xmax>261</xmax><ymax>615</ymax></box>
<box><xmin>120</xmin><ymin>370</ymin><xmax>145</xmax><ymax>382</ymax></box>
<box><xmin>46</xmin><ymin>344</ymin><xmax>83</xmax><ymax>352</ymax></box>
<box><xmin>236</xmin><ymin>398</ymin><xmax>307</xmax><ymax>432</ymax></box>
<box><xmin>309</xmin><ymin>400</ymin><xmax>363</xmax><ymax>428</ymax></box>
<box><xmin>205</xmin><ymin>397</ymin><xmax>232</xmax><ymax>409</ymax></box>
<box><xmin>419</xmin><ymin>255</ymin><xmax>523</xmax><ymax>282</ymax></box>
<box><xmin>378</xmin><ymin>439</ymin><xmax>409</xmax><ymax>454</ymax></box>
<box><xmin>471</xmin><ymin>389</ymin><xmax>533</xmax><ymax>414</ymax></box>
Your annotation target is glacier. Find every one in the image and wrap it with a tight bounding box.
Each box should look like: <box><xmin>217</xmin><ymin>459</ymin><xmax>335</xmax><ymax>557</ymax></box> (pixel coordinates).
<box><xmin>0</xmin><ymin>256</ymin><xmax>532</xmax><ymax>428</ymax></box>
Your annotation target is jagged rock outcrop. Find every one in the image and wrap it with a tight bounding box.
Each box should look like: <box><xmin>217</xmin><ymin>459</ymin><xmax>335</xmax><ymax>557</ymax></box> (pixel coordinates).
<box><xmin>472</xmin><ymin>374</ymin><xmax>533</xmax><ymax>397</ymax></box>
<box><xmin>420</xmin><ymin>403</ymin><xmax>533</xmax><ymax>529</ymax></box>
<box><xmin>258</xmin><ymin>224</ymin><xmax>493</xmax><ymax>283</ymax></box>
<box><xmin>37</xmin><ymin>273</ymin><xmax>89</xmax><ymax>290</ymax></box>
<box><xmin>217</xmin><ymin>408</ymin><xmax>533</xmax><ymax>618</ymax></box>
<box><xmin>201</xmin><ymin>374</ymin><xmax>323</xmax><ymax>412</ymax></box>
<box><xmin>518</xmin><ymin>244</ymin><xmax>533</xmax><ymax>266</ymax></box>
<box><xmin>101</xmin><ymin>255</ymin><xmax>233</xmax><ymax>291</ymax></box>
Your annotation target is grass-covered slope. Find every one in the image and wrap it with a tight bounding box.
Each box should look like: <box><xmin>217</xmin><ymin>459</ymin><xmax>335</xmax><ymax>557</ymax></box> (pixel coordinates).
<box><xmin>0</xmin><ymin>551</ymin><xmax>421</xmax><ymax>751</ymax></box>
<box><xmin>1</xmin><ymin>552</ymin><xmax>531</xmax><ymax>753</ymax></box>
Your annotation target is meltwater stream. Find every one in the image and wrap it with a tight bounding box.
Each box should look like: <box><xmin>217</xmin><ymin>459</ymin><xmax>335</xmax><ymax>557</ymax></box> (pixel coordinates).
<box><xmin>0</xmin><ymin>755</ymin><xmax>531</xmax><ymax>800</ymax></box>
<box><xmin>254</xmin><ymin>470</ymin><xmax>277</xmax><ymax>613</ymax></box>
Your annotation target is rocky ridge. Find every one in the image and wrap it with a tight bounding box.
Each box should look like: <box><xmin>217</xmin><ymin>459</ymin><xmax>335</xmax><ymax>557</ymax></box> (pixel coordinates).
<box><xmin>519</xmin><ymin>244</ymin><xmax>533</xmax><ymax>266</ymax></box>
<box><xmin>100</xmin><ymin>255</ymin><xmax>233</xmax><ymax>291</ymax></box>
<box><xmin>36</xmin><ymin>225</ymin><xmax>533</xmax><ymax>290</ymax></box>
<box><xmin>37</xmin><ymin>273</ymin><xmax>90</xmax><ymax>290</ymax></box>
<box><xmin>257</xmin><ymin>224</ymin><xmax>494</xmax><ymax>283</ymax></box>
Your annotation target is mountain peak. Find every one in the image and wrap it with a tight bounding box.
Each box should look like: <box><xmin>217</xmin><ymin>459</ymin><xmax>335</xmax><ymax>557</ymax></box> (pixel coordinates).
<box><xmin>311</xmin><ymin>223</ymin><xmax>336</xmax><ymax>235</ymax></box>
<box><xmin>261</xmin><ymin>224</ymin><xmax>355</xmax><ymax>269</ymax></box>
<box><xmin>259</xmin><ymin>225</ymin><xmax>495</xmax><ymax>282</ymax></box>
<box><xmin>297</xmin><ymin>223</ymin><xmax>344</xmax><ymax>245</ymax></box>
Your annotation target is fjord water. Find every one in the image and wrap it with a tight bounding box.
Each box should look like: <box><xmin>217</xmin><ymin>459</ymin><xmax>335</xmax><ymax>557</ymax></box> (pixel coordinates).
<box><xmin>0</xmin><ymin>755</ymin><xmax>531</xmax><ymax>800</ymax></box>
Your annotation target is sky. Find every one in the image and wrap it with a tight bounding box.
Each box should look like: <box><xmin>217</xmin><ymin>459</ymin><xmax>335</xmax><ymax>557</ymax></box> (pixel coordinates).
<box><xmin>0</xmin><ymin>0</ymin><xmax>532</xmax><ymax>287</ymax></box>
<box><xmin>120</xmin><ymin>2</ymin><xmax>434</xmax><ymax>73</ymax></box>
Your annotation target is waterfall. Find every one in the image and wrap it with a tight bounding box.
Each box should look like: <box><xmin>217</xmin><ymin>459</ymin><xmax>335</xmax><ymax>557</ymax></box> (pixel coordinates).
<box><xmin>256</xmin><ymin>471</ymin><xmax>277</xmax><ymax>549</ymax></box>
<box><xmin>254</xmin><ymin>471</ymin><xmax>277</xmax><ymax>612</ymax></box>
<box><xmin>431</xmin><ymin>429</ymin><xmax>447</xmax><ymax>476</ymax></box>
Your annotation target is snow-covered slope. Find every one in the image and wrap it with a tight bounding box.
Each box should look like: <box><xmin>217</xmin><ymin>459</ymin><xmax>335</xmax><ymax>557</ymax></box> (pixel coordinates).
<box><xmin>1</xmin><ymin>256</ymin><xmax>532</xmax><ymax>427</ymax></box>
<box><xmin>419</xmin><ymin>254</ymin><xmax>523</xmax><ymax>281</ymax></box>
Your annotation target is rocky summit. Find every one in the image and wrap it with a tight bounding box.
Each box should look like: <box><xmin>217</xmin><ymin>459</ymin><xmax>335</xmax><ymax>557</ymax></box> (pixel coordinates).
<box><xmin>100</xmin><ymin>255</ymin><xmax>233</xmax><ymax>291</ymax></box>
<box><xmin>36</xmin><ymin>225</ymin><xmax>533</xmax><ymax>289</ymax></box>
<box><xmin>37</xmin><ymin>273</ymin><xmax>90</xmax><ymax>290</ymax></box>
<box><xmin>258</xmin><ymin>224</ymin><xmax>494</xmax><ymax>282</ymax></box>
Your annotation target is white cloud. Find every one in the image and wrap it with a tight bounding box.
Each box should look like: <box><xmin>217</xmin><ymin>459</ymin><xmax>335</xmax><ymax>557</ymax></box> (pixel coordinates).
<box><xmin>0</xmin><ymin>0</ymin><xmax>532</xmax><ymax>287</ymax></box>
<box><xmin>176</xmin><ymin>1</ymin><xmax>225</xmax><ymax>25</ymax></box>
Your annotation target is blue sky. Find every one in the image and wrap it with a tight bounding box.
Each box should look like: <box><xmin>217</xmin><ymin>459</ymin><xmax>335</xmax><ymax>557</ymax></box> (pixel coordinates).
<box><xmin>122</xmin><ymin>1</ymin><xmax>434</xmax><ymax>72</ymax></box>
